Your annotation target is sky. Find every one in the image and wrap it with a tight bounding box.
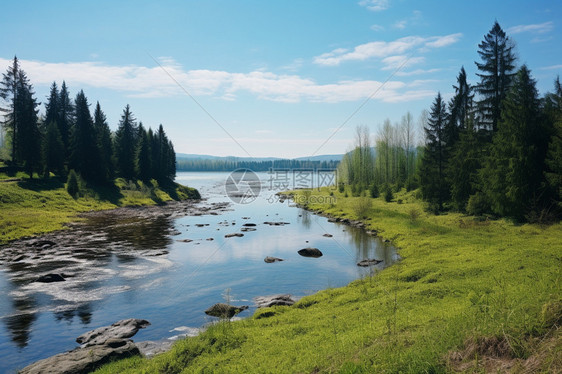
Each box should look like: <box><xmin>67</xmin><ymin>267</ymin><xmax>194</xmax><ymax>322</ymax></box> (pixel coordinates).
<box><xmin>1</xmin><ymin>0</ymin><xmax>561</xmax><ymax>158</ymax></box>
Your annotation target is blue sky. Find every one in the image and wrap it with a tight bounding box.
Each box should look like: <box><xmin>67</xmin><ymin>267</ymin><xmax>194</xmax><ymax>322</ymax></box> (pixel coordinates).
<box><xmin>1</xmin><ymin>0</ymin><xmax>561</xmax><ymax>158</ymax></box>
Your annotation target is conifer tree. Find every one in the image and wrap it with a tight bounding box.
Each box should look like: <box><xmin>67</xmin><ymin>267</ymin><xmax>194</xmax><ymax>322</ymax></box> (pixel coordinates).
<box><xmin>14</xmin><ymin>70</ymin><xmax>41</xmax><ymax>177</ymax></box>
<box><xmin>419</xmin><ymin>93</ymin><xmax>449</xmax><ymax>211</ymax></box>
<box><xmin>58</xmin><ymin>81</ymin><xmax>74</xmax><ymax>157</ymax></box>
<box><xmin>544</xmin><ymin>77</ymin><xmax>562</xmax><ymax>211</ymax></box>
<box><xmin>480</xmin><ymin>66</ymin><xmax>547</xmax><ymax>219</ymax></box>
<box><xmin>114</xmin><ymin>105</ymin><xmax>138</xmax><ymax>180</ymax></box>
<box><xmin>42</xmin><ymin>121</ymin><xmax>65</xmax><ymax>177</ymax></box>
<box><xmin>93</xmin><ymin>102</ymin><xmax>114</xmax><ymax>183</ymax></box>
<box><xmin>69</xmin><ymin>90</ymin><xmax>100</xmax><ymax>181</ymax></box>
<box><xmin>136</xmin><ymin>123</ymin><xmax>152</xmax><ymax>182</ymax></box>
<box><xmin>0</xmin><ymin>56</ymin><xmax>21</xmax><ymax>163</ymax></box>
<box><xmin>475</xmin><ymin>21</ymin><xmax>517</xmax><ymax>134</ymax></box>
<box><xmin>44</xmin><ymin>82</ymin><xmax>59</xmax><ymax>129</ymax></box>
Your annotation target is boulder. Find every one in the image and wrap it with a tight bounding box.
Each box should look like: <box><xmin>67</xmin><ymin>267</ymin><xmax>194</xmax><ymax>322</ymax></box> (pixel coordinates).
<box><xmin>36</xmin><ymin>273</ymin><xmax>65</xmax><ymax>283</ymax></box>
<box><xmin>241</xmin><ymin>227</ymin><xmax>256</xmax><ymax>232</ymax></box>
<box><xmin>264</xmin><ymin>256</ymin><xmax>284</xmax><ymax>263</ymax></box>
<box><xmin>204</xmin><ymin>303</ymin><xmax>249</xmax><ymax>319</ymax></box>
<box><xmin>177</xmin><ymin>238</ymin><xmax>193</xmax><ymax>243</ymax></box>
<box><xmin>20</xmin><ymin>339</ymin><xmax>140</xmax><ymax>374</ymax></box>
<box><xmin>224</xmin><ymin>233</ymin><xmax>244</xmax><ymax>238</ymax></box>
<box><xmin>357</xmin><ymin>259</ymin><xmax>383</xmax><ymax>267</ymax></box>
<box><xmin>76</xmin><ymin>318</ymin><xmax>150</xmax><ymax>347</ymax></box>
<box><xmin>322</xmin><ymin>233</ymin><xmax>333</xmax><ymax>238</ymax></box>
<box><xmin>263</xmin><ymin>221</ymin><xmax>290</xmax><ymax>226</ymax></box>
<box><xmin>298</xmin><ymin>247</ymin><xmax>323</xmax><ymax>258</ymax></box>
<box><xmin>243</xmin><ymin>223</ymin><xmax>257</xmax><ymax>227</ymax></box>
<box><xmin>254</xmin><ymin>294</ymin><xmax>296</xmax><ymax>308</ymax></box>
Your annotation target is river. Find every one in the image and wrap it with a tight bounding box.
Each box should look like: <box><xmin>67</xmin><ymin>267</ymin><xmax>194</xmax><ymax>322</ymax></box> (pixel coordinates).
<box><xmin>0</xmin><ymin>171</ymin><xmax>398</xmax><ymax>372</ymax></box>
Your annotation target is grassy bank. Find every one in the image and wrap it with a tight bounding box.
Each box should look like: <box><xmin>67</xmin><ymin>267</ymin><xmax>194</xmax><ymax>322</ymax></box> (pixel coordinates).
<box><xmin>91</xmin><ymin>187</ymin><xmax>559</xmax><ymax>373</ymax></box>
<box><xmin>0</xmin><ymin>176</ymin><xmax>199</xmax><ymax>245</ymax></box>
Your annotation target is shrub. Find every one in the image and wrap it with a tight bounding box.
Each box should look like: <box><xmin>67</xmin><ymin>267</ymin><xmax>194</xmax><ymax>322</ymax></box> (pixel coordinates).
<box><xmin>467</xmin><ymin>192</ymin><xmax>490</xmax><ymax>216</ymax></box>
<box><xmin>354</xmin><ymin>195</ymin><xmax>372</xmax><ymax>219</ymax></box>
<box><xmin>338</xmin><ymin>182</ymin><xmax>345</xmax><ymax>193</ymax></box>
<box><xmin>66</xmin><ymin>170</ymin><xmax>80</xmax><ymax>197</ymax></box>
<box><xmin>370</xmin><ymin>183</ymin><xmax>379</xmax><ymax>198</ymax></box>
<box><xmin>384</xmin><ymin>186</ymin><xmax>393</xmax><ymax>202</ymax></box>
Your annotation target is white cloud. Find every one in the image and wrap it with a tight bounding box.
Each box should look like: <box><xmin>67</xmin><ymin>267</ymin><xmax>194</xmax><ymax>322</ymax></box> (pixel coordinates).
<box><xmin>508</xmin><ymin>21</ymin><xmax>554</xmax><ymax>34</ymax></box>
<box><xmin>0</xmin><ymin>57</ymin><xmax>433</xmax><ymax>104</ymax></box>
<box><xmin>381</xmin><ymin>55</ymin><xmax>425</xmax><ymax>70</ymax></box>
<box><xmin>370</xmin><ymin>24</ymin><xmax>384</xmax><ymax>31</ymax></box>
<box><xmin>540</xmin><ymin>64</ymin><xmax>562</xmax><ymax>70</ymax></box>
<box><xmin>395</xmin><ymin>68</ymin><xmax>441</xmax><ymax>77</ymax></box>
<box><xmin>359</xmin><ymin>0</ymin><xmax>389</xmax><ymax>12</ymax></box>
<box><xmin>393</xmin><ymin>20</ymin><xmax>407</xmax><ymax>29</ymax></box>
<box><xmin>313</xmin><ymin>33</ymin><xmax>462</xmax><ymax>66</ymax></box>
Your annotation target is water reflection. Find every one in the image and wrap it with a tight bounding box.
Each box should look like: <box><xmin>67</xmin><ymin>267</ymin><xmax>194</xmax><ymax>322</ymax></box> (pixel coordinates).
<box><xmin>4</xmin><ymin>297</ymin><xmax>37</xmax><ymax>348</ymax></box>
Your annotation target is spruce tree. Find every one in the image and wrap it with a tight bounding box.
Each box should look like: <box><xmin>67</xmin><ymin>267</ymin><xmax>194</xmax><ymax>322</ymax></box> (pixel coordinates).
<box><xmin>42</xmin><ymin>121</ymin><xmax>65</xmax><ymax>177</ymax></box>
<box><xmin>419</xmin><ymin>92</ymin><xmax>449</xmax><ymax>211</ymax></box>
<box><xmin>0</xmin><ymin>56</ymin><xmax>21</xmax><ymax>163</ymax></box>
<box><xmin>69</xmin><ymin>90</ymin><xmax>100</xmax><ymax>181</ymax></box>
<box><xmin>14</xmin><ymin>70</ymin><xmax>41</xmax><ymax>178</ymax></box>
<box><xmin>44</xmin><ymin>82</ymin><xmax>59</xmax><ymax>129</ymax></box>
<box><xmin>114</xmin><ymin>105</ymin><xmax>138</xmax><ymax>180</ymax></box>
<box><xmin>58</xmin><ymin>81</ymin><xmax>74</xmax><ymax>157</ymax></box>
<box><xmin>480</xmin><ymin>66</ymin><xmax>547</xmax><ymax>219</ymax></box>
<box><xmin>93</xmin><ymin>102</ymin><xmax>114</xmax><ymax>183</ymax></box>
<box><xmin>475</xmin><ymin>21</ymin><xmax>517</xmax><ymax>134</ymax></box>
<box><xmin>544</xmin><ymin>77</ymin><xmax>562</xmax><ymax>212</ymax></box>
<box><xmin>136</xmin><ymin>123</ymin><xmax>151</xmax><ymax>182</ymax></box>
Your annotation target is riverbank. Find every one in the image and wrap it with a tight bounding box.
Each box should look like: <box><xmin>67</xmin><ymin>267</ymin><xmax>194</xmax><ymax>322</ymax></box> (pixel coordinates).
<box><xmin>93</xmin><ymin>187</ymin><xmax>561</xmax><ymax>373</ymax></box>
<box><xmin>0</xmin><ymin>176</ymin><xmax>200</xmax><ymax>245</ymax></box>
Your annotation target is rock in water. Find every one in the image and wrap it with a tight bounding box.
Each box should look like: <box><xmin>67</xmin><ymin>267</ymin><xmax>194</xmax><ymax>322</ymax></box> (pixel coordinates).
<box><xmin>264</xmin><ymin>256</ymin><xmax>284</xmax><ymax>263</ymax></box>
<box><xmin>19</xmin><ymin>340</ymin><xmax>140</xmax><ymax>374</ymax></box>
<box><xmin>76</xmin><ymin>318</ymin><xmax>150</xmax><ymax>347</ymax></box>
<box><xmin>322</xmin><ymin>233</ymin><xmax>333</xmax><ymax>237</ymax></box>
<box><xmin>254</xmin><ymin>294</ymin><xmax>296</xmax><ymax>308</ymax></box>
<box><xmin>36</xmin><ymin>273</ymin><xmax>65</xmax><ymax>283</ymax></box>
<box><xmin>298</xmin><ymin>247</ymin><xmax>323</xmax><ymax>258</ymax></box>
<box><xmin>357</xmin><ymin>259</ymin><xmax>383</xmax><ymax>267</ymax></box>
<box><xmin>224</xmin><ymin>233</ymin><xmax>244</xmax><ymax>238</ymax></box>
<box><xmin>204</xmin><ymin>303</ymin><xmax>249</xmax><ymax>318</ymax></box>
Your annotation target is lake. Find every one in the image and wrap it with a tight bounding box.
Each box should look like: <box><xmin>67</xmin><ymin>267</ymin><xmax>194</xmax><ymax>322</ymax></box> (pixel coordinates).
<box><xmin>0</xmin><ymin>171</ymin><xmax>398</xmax><ymax>372</ymax></box>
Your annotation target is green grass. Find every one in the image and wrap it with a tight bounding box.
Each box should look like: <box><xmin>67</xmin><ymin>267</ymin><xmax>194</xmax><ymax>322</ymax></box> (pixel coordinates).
<box><xmin>91</xmin><ymin>187</ymin><xmax>559</xmax><ymax>373</ymax></box>
<box><xmin>0</xmin><ymin>175</ymin><xmax>200</xmax><ymax>244</ymax></box>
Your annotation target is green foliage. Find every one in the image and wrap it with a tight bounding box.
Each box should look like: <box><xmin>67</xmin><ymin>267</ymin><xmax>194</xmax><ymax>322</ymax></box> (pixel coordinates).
<box><xmin>369</xmin><ymin>183</ymin><xmax>379</xmax><ymax>198</ymax></box>
<box><xmin>66</xmin><ymin>169</ymin><xmax>79</xmax><ymax>197</ymax></box>
<box><xmin>114</xmin><ymin>104</ymin><xmax>137</xmax><ymax>180</ymax></box>
<box><xmin>384</xmin><ymin>185</ymin><xmax>393</xmax><ymax>202</ymax></box>
<box><xmin>42</xmin><ymin>121</ymin><xmax>65</xmax><ymax>177</ymax></box>
<box><xmin>475</xmin><ymin>21</ymin><xmax>517</xmax><ymax>133</ymax></box>
<box><xmin>93</xmin><ymin>101</ymin><xmax>114</xmax><ymax>183</ymax></box>
<box><xmin>338</xmin><ymin>182</ymin><xmax>345</xmax><ymax>193</ymax></box>
<box><xmin>480</xmin><ymin>66</ymin><xmax>548</xmax><ymax>220</ymax></box>
<box><xmin>466</xmin><ymin>192</ymin><xmax>490</xmax><ymax>216</ymax></box>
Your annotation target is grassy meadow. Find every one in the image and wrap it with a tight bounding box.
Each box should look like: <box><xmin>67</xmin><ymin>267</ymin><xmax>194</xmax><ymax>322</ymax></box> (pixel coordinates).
<box><xmin>93</xmin><ymin>187</ymin><xmax>561</xmax><ymax>373</ymax></box>
<box><xmin>0</xmin><ymin>174</ymin><xmax>199</xmax><ymax>245</ymax></box>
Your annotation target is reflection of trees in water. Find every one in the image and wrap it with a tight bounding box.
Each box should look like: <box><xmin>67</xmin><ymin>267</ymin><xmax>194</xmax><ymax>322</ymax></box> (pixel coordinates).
<box><xmin>3</xmin><ymin>297</ymin><xmax>37</xmax><ymax>348</ymax></box>
<box><xmin>87</xmin><ymin>216</ymin><xmax>173</xmax><ymax>251</ymax></box>
<box><xmin>298</xmin><ymin>209</ymin><xmax>311</xmax><ymax>229</ymax></box>
<box><xmin>54</xmin><ymin>303</ymin><xmax>92</xmax><ymax>325</ymax></box>
<box><xmin>343</xmin><ymin>224</ymin><xmax>396</xmax><ymax>264</ymax></box>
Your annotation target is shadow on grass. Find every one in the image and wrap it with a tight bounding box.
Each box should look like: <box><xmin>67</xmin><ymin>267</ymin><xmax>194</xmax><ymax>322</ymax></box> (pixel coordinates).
<box><xmin>90</xmin><ymin>183</ymin><xmax>125</xmax><ymax>205</ymax></box>
<box><xmin>17</xmin><ymin>177</ymin><xmax>64</xmax><ymax>192</ymax></box>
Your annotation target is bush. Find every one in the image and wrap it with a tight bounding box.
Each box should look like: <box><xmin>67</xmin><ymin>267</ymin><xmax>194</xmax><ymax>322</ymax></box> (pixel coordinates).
<box><xmin>467</xmin><ymin>192</ymin><xmax>490</xmax><ymax>216</ymax></box>
<box><xmin>354</xmin><ymin>195</ymin><xmax>372</xmax><ymax>219</ymax></box>
<box><xmin>384</xmin><ymin>186</ymin><xmax>393</xmax><ymax>202</ymax></box>
<box><xmin>369</xmin><ymin>183</ymin><xmax>379</xmax><ymax>198</ymax></box>
<box><xmin>66</xmin><ymin>170</ymin><xmax>80</xmax><ymax>197</ymax></box>
<box><xmin>338</xmin><ymin>182</ymin><xmax>345</xmax><ymax>193</ymax></box>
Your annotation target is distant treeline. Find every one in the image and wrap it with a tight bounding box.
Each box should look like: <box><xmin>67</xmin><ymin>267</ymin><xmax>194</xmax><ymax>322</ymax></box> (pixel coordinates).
<box><xmin>177</xmin><ymin>158</ymin><xmax>340</xmax><ymax>172</ymax></box>
<box><xmin>0</xmin><ymin>57</ymin><xmax>176</xmax><ymax>184</ymax></box>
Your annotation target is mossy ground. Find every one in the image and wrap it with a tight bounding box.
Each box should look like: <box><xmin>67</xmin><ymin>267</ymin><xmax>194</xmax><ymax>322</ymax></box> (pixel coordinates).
<box><xmin>88</xmin><ymin>187</ymin><xmax>561</xmax><ymax>372</ymax></box>
<box><xmin>0</xmin><ymin>174</ymin><xmax>199</xmax><ymax>245</ymax></box>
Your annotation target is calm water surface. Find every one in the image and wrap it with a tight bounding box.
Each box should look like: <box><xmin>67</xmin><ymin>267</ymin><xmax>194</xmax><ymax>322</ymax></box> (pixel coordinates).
<box><xmin>0</xmin><ymin>172</ymin><xmax>398</xmax><ymax>372</ymax></box>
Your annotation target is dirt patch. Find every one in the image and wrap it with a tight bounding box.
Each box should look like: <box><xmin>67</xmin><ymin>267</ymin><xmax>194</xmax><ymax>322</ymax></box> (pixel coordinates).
<box><xmin>447</xmin><ymin>328</ymin><xmax>561</xmax><ymax>373</ymax></box>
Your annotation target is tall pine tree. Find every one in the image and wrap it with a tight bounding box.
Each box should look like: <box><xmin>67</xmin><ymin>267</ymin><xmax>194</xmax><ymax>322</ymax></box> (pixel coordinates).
<box><xmin>93</xmin><ymin>102</ymin><xmax>114</xmax><ymax>183</ymax></box>
<box><xmin>475</xmin><ymin>21</ymin><xmax>517</xmax><ymax>134</ymax></box>
<box><xmin>114</xmin><ymin>105</ymin><xmax>138</xmax><ymax>180</ymax></box>
<box><xmin>136</xmin><ymin>123</ymin><xmax>151</xmax><ymax>182</ymax></box>
<box><xmin>480</xmin><ymin>66</ymin><xmax>547</xmax><ymax>219</ymax></box>
<box><xmin>419</xmin><ymin>93</ymin><xmax>449</xmax><ymax>211</ymax></box>
<box><xmin>0</xmin><ymin>56</ymin><xmax>21</xmax><ymax>163</ymax></box>
<box><xmin>58</xmin><ymin>81</ymin><xmax>74</xmax><ymax>158</ymax></box>
<box><xmin>69</xmin><ymin>90</ymin><xmax>101</xmax><ymax>181</ymax></box>
<box><xmin>42</xmin><ymin>120</ymin><xmax>65</xmax><ymax>177</ymax></box>
<box><xmin>544</xmin><ymin>77</ymin><xmax>562</xmax><ymax>213</ymax></box>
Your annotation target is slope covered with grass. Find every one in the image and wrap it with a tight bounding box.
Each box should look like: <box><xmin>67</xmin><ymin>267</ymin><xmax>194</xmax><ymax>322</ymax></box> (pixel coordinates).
<box><xmin>94</xmin><ymin>187</ymin><xmax>561</xmax><ymax>373</ymax></box>
<box><xmin>0</xmin><ymin>176</ymin><xmax>199</xmax><ymax>244</ymax></box>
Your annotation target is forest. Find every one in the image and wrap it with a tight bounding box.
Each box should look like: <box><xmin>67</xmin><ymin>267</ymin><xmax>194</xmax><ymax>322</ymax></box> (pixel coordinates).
<box><xmin>338</xmin><ymin>21</ymin><xmax>561</xmax><ymax>222</ymax></box>
<box><xmin>0</xmin><ymin>57</ymin><xmax>176</xmax><ymax>188</ymax></box>
<box><xmin>176</xmin><ymin>158</ymin><xmax>339</xmax><ymax>172</ymax></box>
